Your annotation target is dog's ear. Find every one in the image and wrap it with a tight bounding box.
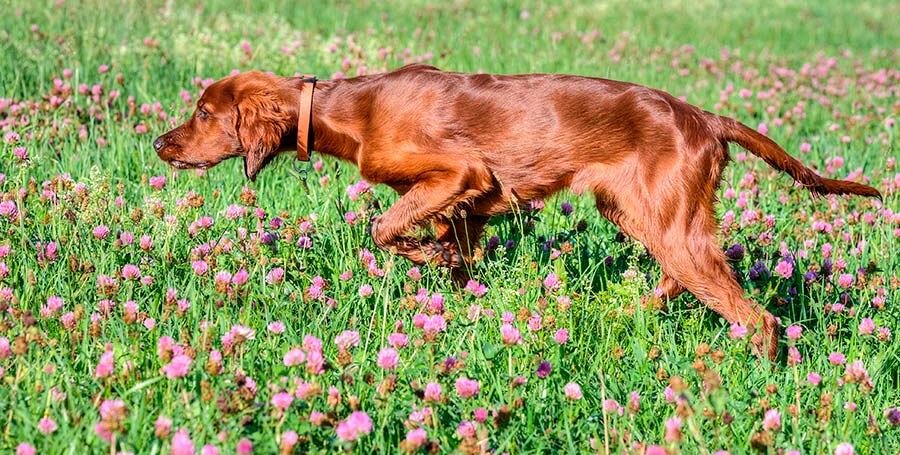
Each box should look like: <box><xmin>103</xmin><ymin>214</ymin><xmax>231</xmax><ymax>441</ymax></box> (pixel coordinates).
<box><xmin>235</xmin><ymin>91</ymin><xmax>289</xmax><ymax>181</ymax></box>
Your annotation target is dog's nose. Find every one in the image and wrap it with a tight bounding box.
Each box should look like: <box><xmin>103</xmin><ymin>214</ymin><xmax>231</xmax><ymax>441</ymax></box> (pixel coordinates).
<box><xmin>153</xmin><ymin>136</ymin><xmax>166</xmax><ymax>152</ymax></box>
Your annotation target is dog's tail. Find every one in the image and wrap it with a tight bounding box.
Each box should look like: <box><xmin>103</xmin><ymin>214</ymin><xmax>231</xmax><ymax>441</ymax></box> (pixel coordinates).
<box><xmin>717</xmin><ymin>116</ymin><xmax>881</xmax><ymax>199</ymax></box>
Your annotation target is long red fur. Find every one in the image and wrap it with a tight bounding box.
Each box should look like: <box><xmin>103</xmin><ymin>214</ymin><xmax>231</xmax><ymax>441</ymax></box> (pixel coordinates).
<box><xmin>155</xmin><ymin>64</ymin><xmax>881</xmax><ymax>360</ymax></box>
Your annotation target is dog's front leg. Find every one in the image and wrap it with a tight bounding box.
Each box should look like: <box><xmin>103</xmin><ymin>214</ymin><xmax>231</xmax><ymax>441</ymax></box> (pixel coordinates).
<box><xmin>368</xmin><ymin>169</ymin><xmax>469</xmax><ymax>268</ymax></box>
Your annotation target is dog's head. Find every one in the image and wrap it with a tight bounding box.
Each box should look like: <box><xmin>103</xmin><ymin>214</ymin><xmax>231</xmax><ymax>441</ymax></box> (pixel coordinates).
<box><xmin>153</xmin><ymin>71</ymin><xmax>299</xmax><ymax>180</ymax></box>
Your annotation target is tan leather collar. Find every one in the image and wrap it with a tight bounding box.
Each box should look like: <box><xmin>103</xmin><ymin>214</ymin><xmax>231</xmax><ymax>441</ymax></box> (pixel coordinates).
<box><xmin>296</xmin><ymin>75</ymin><xmax>317</xmax><ymax>161</ymax></box>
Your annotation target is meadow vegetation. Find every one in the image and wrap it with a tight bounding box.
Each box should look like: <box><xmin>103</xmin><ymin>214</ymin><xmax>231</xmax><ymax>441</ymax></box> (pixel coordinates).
<box><xmin>1</xmin><ymin>0</ymin><xmax>898</xmax><ymax>453</ymax></box>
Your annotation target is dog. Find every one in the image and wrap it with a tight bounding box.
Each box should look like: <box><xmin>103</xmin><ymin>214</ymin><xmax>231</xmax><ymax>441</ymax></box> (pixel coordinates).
<box><xmin>154</xmin><ymin>64</ymin><xmax>881</xmax><ymax>359</ymax></box>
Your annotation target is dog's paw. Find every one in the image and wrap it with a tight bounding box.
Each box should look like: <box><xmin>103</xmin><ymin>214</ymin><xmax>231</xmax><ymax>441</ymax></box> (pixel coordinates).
<box><xmin>394</xmin><ymin>236</ymin><xmax>421</xmax><ymax>252</ymax></box>
<box><xmin>750</xmin><ymin>313</ymin><xmax>780</xmax><ymax>362</ymax></box>
<box><xmin>640</xmin><ymin>293</ymin><xmax>668</xmax><ymax>312</ymax></box>
<box><xmin>421</xmin><ymin>240</ymin><xmax>463</xmax><ymax>268</ymax></box>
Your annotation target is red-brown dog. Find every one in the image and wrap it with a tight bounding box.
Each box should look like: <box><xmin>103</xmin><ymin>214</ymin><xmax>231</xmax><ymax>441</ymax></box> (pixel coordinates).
<box><xmin>154</xmin><ymin>64</ymin><xmax>880</xmax><ymax>359</ymax></box>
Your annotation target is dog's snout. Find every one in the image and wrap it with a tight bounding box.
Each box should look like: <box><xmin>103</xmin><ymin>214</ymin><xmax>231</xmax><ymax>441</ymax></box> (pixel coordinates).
<box><xmin>153</xmin><ymin>136</ymin><xmax>166</xmax><ymax>152</ymax></box>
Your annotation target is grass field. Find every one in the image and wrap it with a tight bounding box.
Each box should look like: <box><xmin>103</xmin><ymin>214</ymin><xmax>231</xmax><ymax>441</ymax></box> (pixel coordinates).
<box><xmin>1</xmin><ymin>0</ymin><xmax>898</xmax><ymax>453</ymax></box>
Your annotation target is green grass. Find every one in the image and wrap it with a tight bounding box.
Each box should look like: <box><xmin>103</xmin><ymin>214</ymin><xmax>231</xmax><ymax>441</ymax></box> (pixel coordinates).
<box><xmin>0</xmin><ymin>0</ymin><xmax>898</xmax><ymax>453</ymax></box>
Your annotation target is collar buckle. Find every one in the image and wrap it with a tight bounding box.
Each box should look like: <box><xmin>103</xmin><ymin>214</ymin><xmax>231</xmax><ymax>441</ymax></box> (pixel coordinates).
<box><xmin>296</xmin><ymin>75</ymin><xmax>317</xmax><ymax>162</ymax></box>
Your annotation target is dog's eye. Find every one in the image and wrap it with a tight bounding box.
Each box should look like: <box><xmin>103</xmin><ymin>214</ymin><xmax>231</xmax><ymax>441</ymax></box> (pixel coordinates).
<box><xmin>197</xmin><ymin>109</ymin><xmax>209</xmax><ymax>120</ymax></box>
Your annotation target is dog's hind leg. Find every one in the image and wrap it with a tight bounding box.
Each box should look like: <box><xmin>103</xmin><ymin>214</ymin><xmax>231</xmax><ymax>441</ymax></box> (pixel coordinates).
<box><xmin>597</xmin><ymin>193</ymin><xmax>778</xmax><ymax>359</ymax></box>
<box><xmin>643</xmin><ymin>273</ymin><xmax>686</xmax><ymax>310</ymax></box>
<box><xmin>592</xmin><ymin>187</ymin><xmax>684</xmax><ymax>310</ymax></box>
<box><xmin>584</xmin><ymin>155</ymin><xmax>778</xmax><ymax>359</ymax></box>
<box><xmin>653</xmin><ymin>213</ymin><xmax>779</xmax><ymax>360</ymax></box>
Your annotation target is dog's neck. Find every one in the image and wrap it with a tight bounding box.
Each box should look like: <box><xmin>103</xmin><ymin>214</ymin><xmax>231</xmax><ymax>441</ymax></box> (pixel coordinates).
<box><xmin>284</xmin><ymin>78</ymin><xmax>362</xmax><ymax>165</ymax></box>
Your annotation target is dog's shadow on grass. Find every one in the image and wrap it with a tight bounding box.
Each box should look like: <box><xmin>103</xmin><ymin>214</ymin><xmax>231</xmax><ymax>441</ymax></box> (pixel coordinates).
<box><xmin>479</xmin><ymin>212</ymin><xmax>639</xmax><ymax>294</ymax></box>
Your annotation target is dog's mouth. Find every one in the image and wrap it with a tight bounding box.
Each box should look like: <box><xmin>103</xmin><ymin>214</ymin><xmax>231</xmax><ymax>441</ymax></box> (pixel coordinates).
<box><xmin>169</xmin><ymin>160</ymin><xmax>212</xmax><ymax>170</ymax></box>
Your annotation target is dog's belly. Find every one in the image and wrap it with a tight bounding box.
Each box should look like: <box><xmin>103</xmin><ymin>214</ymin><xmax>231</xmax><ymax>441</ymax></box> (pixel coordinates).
<box><xmin>482</xmin><ymin>147</ymin><xmax>575</xmax><ymax>198</ymax></box>
<box><xmin>464</xmin><ymin>163</ymin><xmax>572</xmax><ymax>217</ymax></box>
<box><xmin>466</xmin><ymin>187</ymin><xmax>517</xmax><ymax>217</ymax></box>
